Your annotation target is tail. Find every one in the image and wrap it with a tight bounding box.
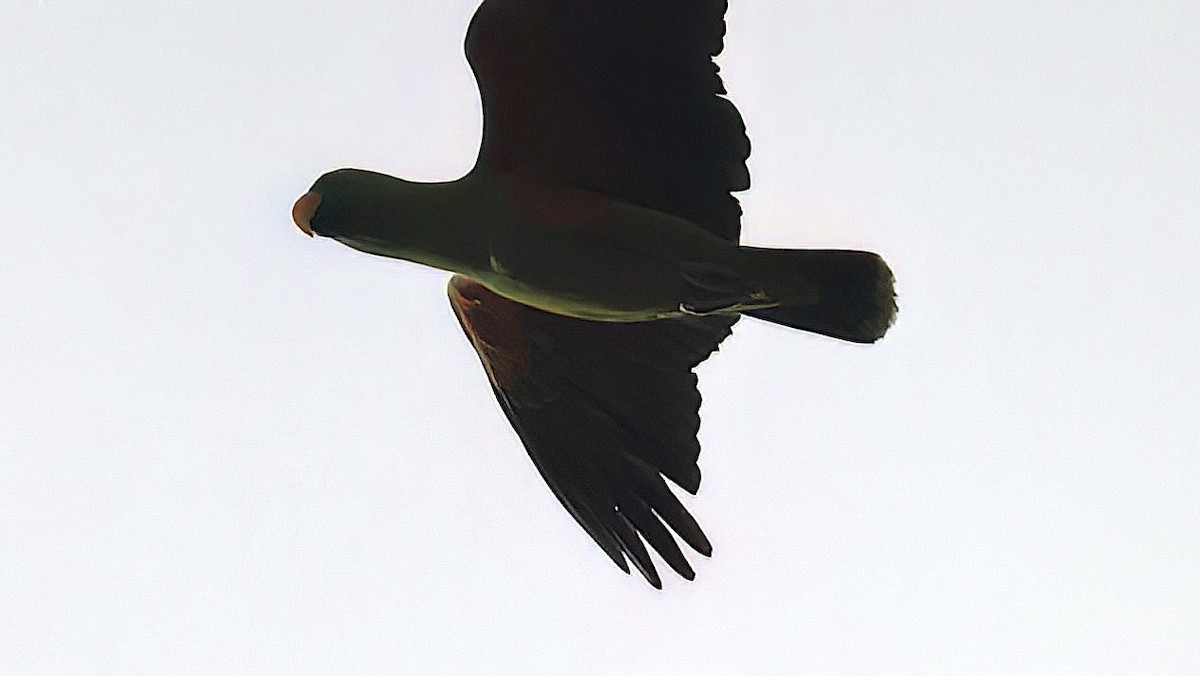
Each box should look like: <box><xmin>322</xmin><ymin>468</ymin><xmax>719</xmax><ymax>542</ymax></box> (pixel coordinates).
<box><xmin>741</xmin><ymin>248</ymin><xmax>896</xmax><ymax>343</ymax></box>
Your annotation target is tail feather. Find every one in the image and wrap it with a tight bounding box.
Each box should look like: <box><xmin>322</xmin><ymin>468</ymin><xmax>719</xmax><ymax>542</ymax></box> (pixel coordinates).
<box><xmin>742</xmin><ymin>248</ymin><xmax>896</xmax><ymax>343</ymax></box>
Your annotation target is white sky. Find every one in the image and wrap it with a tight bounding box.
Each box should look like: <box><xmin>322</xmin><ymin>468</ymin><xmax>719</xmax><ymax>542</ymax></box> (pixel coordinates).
<box><xmin>2</xmin><ymin>1</ymin><xmax>1198</xmax><ymax>673</ymax></box>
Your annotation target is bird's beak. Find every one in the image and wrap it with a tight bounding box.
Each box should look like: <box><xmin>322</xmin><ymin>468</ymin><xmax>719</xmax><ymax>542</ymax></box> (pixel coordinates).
<box><xmin>292</xmin><ymin>191</ymin><xmax>322</xmax><ymax>237</ymax></box>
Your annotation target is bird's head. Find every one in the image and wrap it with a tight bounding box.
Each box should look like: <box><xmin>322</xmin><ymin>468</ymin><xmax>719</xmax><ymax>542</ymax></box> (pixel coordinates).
<box><xmin>292</xmin><ymin>168</ymin><xmax>409</xmax><ymax>240</ymax></box>
<box><xmin>292</xmin><ymin>168</ymin><xmax>489</xmax><ymax>273</ymax></box>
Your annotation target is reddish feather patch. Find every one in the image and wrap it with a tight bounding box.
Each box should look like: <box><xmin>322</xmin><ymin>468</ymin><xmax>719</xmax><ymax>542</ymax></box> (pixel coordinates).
<box><xmin>448</xmin><ymin>277</ymin><xmax>532</xmax><ymax>389</ymax></box>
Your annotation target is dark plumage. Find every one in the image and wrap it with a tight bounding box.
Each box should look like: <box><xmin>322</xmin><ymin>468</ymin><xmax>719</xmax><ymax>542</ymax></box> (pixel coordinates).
<box><xmin>454</xmin><ymin>0</ymin><xmax>746</xmax><ymax>587</ymax></box>
<box><xmin>293</xmin><ymin>0</ymin><xmax>895</xmax><ymax>588</ymax></box>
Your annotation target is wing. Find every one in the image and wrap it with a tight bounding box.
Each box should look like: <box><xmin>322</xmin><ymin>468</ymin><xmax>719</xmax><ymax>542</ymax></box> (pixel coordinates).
<box><xmin>455</xmin><ymin>0</ymin><xmax>751</xmax><ymax>586</ymax></box>
<box><xmin>449</xmin><ymin>277</ymin><xmax>735</xmax><ymax>588</ymax></box>
<box><xmin>465</xmin><ymin>0</ymin><xmax>749</xmax><ymax>239</ymax></box>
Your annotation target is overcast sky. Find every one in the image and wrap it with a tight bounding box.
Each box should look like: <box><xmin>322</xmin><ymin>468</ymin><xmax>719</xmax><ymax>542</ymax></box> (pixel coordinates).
<box><xmin>2</xmin><ymin>1</ymin><xmax>1198</xmax><ymax>674</ymax></box>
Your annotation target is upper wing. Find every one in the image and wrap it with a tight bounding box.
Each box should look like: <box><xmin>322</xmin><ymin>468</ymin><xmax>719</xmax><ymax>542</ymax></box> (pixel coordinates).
<box><xmin>449</xmin><ymin>277</ymin><xmax>736</xmax><ymax>588</ymax></box>
<box><xmin>465</xmin><ymin>0</ymin><xmax>749</xmax><ymax>240</ymax></box>
<box><xmin>455</xmin><ymin>0</ymin><xmax>751</xmax><ymax>586</ymax></box>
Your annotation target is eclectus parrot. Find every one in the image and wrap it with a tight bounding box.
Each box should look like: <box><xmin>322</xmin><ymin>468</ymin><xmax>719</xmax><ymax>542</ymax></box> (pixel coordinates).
<box><xmin>293</xmin><ymin>0</ymin><xmax>896</xmax><ymax>588</ymax></box>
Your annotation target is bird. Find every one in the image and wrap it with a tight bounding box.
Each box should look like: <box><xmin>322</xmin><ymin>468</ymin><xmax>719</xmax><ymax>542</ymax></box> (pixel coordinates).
<box><xmin>292</xmin><ymin>0</ymin><xmax>896</xmax><ymax>589</ymax></box>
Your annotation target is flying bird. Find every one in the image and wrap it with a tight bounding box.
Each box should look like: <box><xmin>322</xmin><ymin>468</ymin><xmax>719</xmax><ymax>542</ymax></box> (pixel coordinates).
<box><xmin>293</xmin><ymin>0</ymin><xmax>896</xmax><ymax>588</ymax></box>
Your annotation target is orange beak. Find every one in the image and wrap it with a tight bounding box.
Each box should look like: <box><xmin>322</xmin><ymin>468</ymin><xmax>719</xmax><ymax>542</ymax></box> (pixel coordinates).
<box><xmin>292</xmin><ymin>191</ymin><xmax>322</xmax><ymax>237</ymax></box>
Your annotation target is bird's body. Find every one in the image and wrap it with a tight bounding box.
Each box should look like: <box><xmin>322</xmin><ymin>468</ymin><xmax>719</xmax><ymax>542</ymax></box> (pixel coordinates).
<box><xmin>302</xmin><ymin>167</ymin><xmax>892</xmax><ymax>332</ymax></box>
<box><xmin>309</xmin><ymin>168</ymin><xmax>737</xmax><ymax>322</ymax></box>
<box><xmin>293</xmin><ymin>0</ymin><xmax>896</xmax><ymax>588</ymax></box>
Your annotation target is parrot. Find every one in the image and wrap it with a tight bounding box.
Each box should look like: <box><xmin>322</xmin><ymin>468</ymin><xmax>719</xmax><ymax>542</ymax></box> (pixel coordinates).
<box><xmin>292</xmin><ymin>0</ymin><xmax>896</xmax><ymax>588</ymax></box>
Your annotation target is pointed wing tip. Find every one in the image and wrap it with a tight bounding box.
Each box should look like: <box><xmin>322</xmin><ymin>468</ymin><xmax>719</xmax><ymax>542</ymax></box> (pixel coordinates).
<box><xmin>610</xmin><ymin>551</ymin><xmax>631</xmax><ymax>576</ymax></box>
<box><xmin>645</xmin><ymin>571</ymin><xmax>663</xmax><ymax>590</ymax></box>
<box><xmin>672</xmin><ymin>465</ymin><xmax>702</xmax><ymax>495</ymax></box>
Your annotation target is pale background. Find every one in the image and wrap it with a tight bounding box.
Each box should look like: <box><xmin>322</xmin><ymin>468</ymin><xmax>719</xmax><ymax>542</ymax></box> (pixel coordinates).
<box><xmin>2</xmin><ymin>1</ymin><xmax>1198</xmax><ymax>673</ymax></box>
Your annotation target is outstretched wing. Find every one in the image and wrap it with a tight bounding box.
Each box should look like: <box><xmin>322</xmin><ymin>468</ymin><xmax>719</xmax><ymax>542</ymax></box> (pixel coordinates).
<box><xmin>454</xmin><ymin>0</ymin><xmax>751</xmax><ymax>586</ymax></box>
<box><xmin>466</xmin><ymin>0</ymin><xmax>749</xmax><ymax>240</ymax></box>
<box><xmin>449</xmin><ymin>278</ymin><xmax>735</xmax><ymax>587</ymax></box>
